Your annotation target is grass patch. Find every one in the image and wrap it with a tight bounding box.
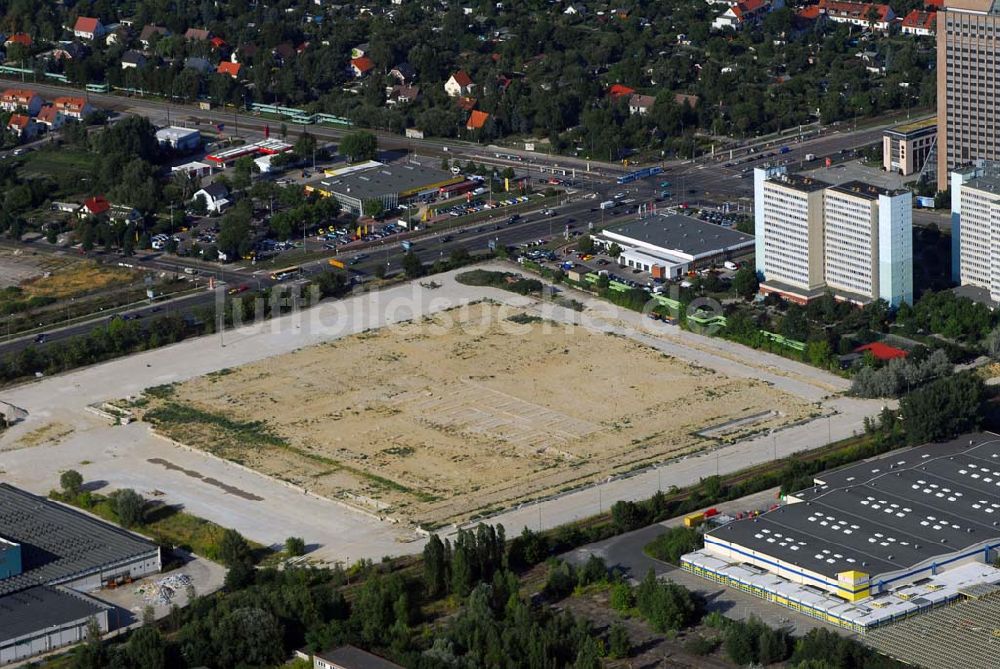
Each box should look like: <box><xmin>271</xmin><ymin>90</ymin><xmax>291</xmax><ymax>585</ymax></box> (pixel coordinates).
<box><xmin>144</xmin><ymin>402</ymin><xmax>289</xmax><ymax>449</ymax></box>
<box><xmin>455</xmin><ymin>269</ymin><xmax>543</xmax><ymax>295</ymax></box>
<box><xmin>507</xmin><ymin>313</ymin><xmax>542</xmax><ymax>324</ymax></box>
<box><xmin>19</xmin><ymin>147</ymin><xmax>94</xmax><ymax>184</ymax></box>
<box><xmin>50</xmin><ymin>490</ymin><xmax>265</xmax><ymax>562</ymax></box>
<box><xmin>21</xmin><ymin>261</ymin><xmax>138</xmax><ymax>299</ymax></box>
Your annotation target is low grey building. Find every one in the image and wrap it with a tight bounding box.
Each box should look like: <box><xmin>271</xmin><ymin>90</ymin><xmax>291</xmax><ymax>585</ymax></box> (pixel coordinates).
<box><xmin>0</xmin><ymin>483</ymin><xmax>161</xmax><ymax>666</ymax></box>
<box><xmin>305</xmin><ymin>162</ymin><xmax>461</xmax><ymax>217</ymax></box>
<box><xmin>156</xmin><ymin>126</ymin><xmax>202</xmax><ymax>152</ymax></box>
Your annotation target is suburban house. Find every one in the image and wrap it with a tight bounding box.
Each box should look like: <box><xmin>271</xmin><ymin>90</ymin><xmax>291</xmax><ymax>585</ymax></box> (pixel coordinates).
<box><xmin>608</xmin><ymin>83</ymin><xmax>636</xmax><ymax>100</ymax></box>
<box><xmin>466</xmin><ymin>110</ymin><xmax>490</xmax><ymax>131</ymax></box>
<box><xmin>6</xmin><ymin>114</ymin><xmax>38</xmax><ymax>141</ymax></box>
<box><xmin>900</xmin><ymin>9</ymin><xmax>936</xmax><ymax>35</ymax></box>
<box><xmin>0</xmin><ymin>89</ymin><xmax>42</xmax><ymax>115</ymax></box>
<box><xmin>121</xmin><ymin>50</ymin><xmax>146</xmax><ymax>69</ymax></box>
<box><xmin>108</xmin><ymin>204</ymin><xmax>142</xmax><ymax>224</ymax></box>
<box><xmin>350</xmin><ymin>43</ymin><xmax>369</xmax><ymax>59</ymax></box>
<box><xmin>387</xmin><ymin>85</ymin><xmax>420</xmax><ymax>105</ymax></box>
<box><xmin>184</xmin><ymin>57</ymin><xmax>214</xmax><ymax>73</ymax></box>
<box><xmin>192</xmin><ymin>183</ymin><xmax>231</xmax><ymax>214</ymax></box>
<box><xmin>712</xmin><ymin>0</ymin><xmax>782</xmax><ymax>31</ymax></box>
<box><xmin>72</xmin><ymin>17</ymin><xmax>105</xmax><ymax>40</ymax></box>
<box><xmin>138</xmin><ymin>24</ymin><xmax>170</xmax><ymax>48</ymax></box>
<box><xmin>389</xmin><ymin>62</ymin><xmax>416</xmax><ymax>84</ymax></box>
<box><xmin>628</xmin><ymin>94</ymin><xmax>656</xmax><ymax>115</ymax></box>
<box><xmin>216</xmin><ymin>61</ymin><xmax>241</xmax><ymax>78</ymax></box>
<box><xmin>80</xmin><ymin>196</ymin><xmax>111</xmax><ymax>218</ymax></box>
<box><xmin>311</xmin><ymin>645</ymin><xmax>404</xmax><ymax>669</ymax></box>
<box><xmin>445</xmin><ymin>70</ymin><xmax>475</xmax><ymax>97</ymax></box>
<box><xmin>4</xmin><ymin>33</ymin><xmax>32</xmax><ymax>48</ymax></box>
<box><xmin>815</xmin><ymin>0</ymin><xmax>895</xmax><ymax>31</ymax></box>
<box><xmin>50</xmin><ymin>42</ymin><xmax>89</xmax><ymax>61</ymax></box>
<box><xmin>51</xmin><ymin>96</ymin><xmax>93</xmax><ymax>120</ymax></box>
<box><xmin>36</xmin><ymin>105</ymin><xmax>66</xmax><ymax>130</ymax></box>
<box><xmin>184</xmin><ymin>28</ymin><xmax>211</xmax><ymax>42</ymax></box>
<box><xmin>350</xmin><ymin>56</ymin><xmax>375</xmax><ymax>78</ymax></box>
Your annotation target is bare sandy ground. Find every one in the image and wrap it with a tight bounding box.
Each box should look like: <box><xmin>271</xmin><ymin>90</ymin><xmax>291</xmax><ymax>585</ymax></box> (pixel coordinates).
<box><xmin>139</xmin><ymin>302</ymin><xmax>815</xmax><ymax>527</ymax></box>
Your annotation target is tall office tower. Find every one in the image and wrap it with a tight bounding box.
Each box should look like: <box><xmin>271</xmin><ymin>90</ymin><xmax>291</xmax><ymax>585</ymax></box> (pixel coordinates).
<box><xmin>937</xmin><ymin>0</ymin><xmax>1000</xmax><ymax>188</ymax></box>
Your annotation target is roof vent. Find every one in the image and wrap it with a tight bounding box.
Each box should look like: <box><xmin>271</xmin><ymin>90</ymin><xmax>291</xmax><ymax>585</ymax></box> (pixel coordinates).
<box><xmin>887</xmin><ymin>554</ymin><xmax>893</xmax><ymax>560</ymax></box>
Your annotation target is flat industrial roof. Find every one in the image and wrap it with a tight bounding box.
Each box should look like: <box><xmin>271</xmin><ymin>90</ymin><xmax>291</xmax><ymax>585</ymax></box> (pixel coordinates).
<box><xmin>884</xmin><ymin>117</ymin><xmax>936</xmax><ymax>137</ymax></box>
<box><xmin>605</xmin><ymin>214</ymin><xmax>754</xmax><ymax>259</ymax></box>
<box><xmin>307</xmin><ymin>162</ymin><xmax>458</xmax><ymax>200</ymax></box>
<box><xmin>706</xmin><ymin>434</ymin><xmax>1000</xmax><ymax>581</ymax></box>
<box><xmin>0</xmin><ymin>585</ymin><xmax>108</xmax><ymax>642</ymax></box>
<box><xmin>155</xmin><ymin>126</ymin><xmax>201</xmax><ymax>140</ymax></box>
<box><xmin>828</xmin><ymin>180</ymin><xmax>909</xmax><ymax>200</ymax></box>
<box><xmin>0</xmin><ymin>483</ymin><xmax>157</xmax><ymax>596</ymax></box>
<box><xmin>765</xmin><ymin>172</ymin><xmax>830</xmax><ymax>193</ymax></box>
<box><xmin>963</xmin><ymin>174</ymin><xmax>1000</xmax><ymax>194</ymax></box>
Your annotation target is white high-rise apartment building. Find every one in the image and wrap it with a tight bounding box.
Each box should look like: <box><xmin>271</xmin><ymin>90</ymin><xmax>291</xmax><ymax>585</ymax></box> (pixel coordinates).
<box><xmin>754</xmin><ymin>168</ymin><xmax>913</xmax><ymax>307</ymax></box>
<box><xmin>950</xmin><ymin>164</ymin><xmax>1000</xmax><ymax>301</ymax></box>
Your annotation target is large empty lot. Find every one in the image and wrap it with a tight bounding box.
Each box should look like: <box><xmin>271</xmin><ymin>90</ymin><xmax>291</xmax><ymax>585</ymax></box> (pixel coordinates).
<box><xmin>138</xmin><ymin>302</ymin><xmax>815</xmax><ymax>527</ymax></box>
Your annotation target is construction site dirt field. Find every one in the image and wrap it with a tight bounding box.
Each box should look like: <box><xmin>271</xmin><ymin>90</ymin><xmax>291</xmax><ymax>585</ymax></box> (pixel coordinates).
<box><xmin>137</xmin><ymin>302</ymin><xmax>816</xmax><ymax>528</ymax></box>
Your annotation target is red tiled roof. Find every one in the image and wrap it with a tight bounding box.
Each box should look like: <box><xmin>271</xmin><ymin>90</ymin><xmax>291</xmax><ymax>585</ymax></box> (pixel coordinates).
<box><xmin>37</xmin><ymin>105</ymin><xmax>60</xmax><ymax>124</ymax></box>
<box><xmin>466</xmin><ymin>110</ymin><xmax>490</xmax><ymax>130</ymax></box>
<box><xmin>451</xmin><ymin>70</ymin><xmax>473</xmax><ymax>87</ymax></box>
<box><xmin>83</xmin><ymin>196</ymin><xmax>110</xmax><ymax>215</ymax></box>
<box><xmin>733</xmin><ymin>0</ymin><xmax>768</xmax><ymax>18</ymax></box>
<box><xmin>216</xmin><ymin>61</ymin><xmax>241</xmax><ymax>77</ymax></box>
<box><xmin>818</xmin><ymin>0</ymin><xmax>892</xmax><ymax>23</ymax></box>
<box><xmin>52</xmin><ymin>96</ymin><xmax>87</xmax><ymax>112</ymax></box>
<box><xmin>608</xmin><ymin>84</ymin><xmax>636</xmax><ymax>99</ymax></box>
<box><xmin>74</xmin><ymin>17</ymin><xmax>100</xmax><ymax>34</ymax></box>
<box><xmin>2</xmin><ymin>88</ymin><xmax>38</xmax><ymax>104</ymax></box>
<box><xmin>797</xmin><ymin>5</ymin><xmax>824</xmax><ymax>19</ymax></box>
<box><xmin>210</xmin><ymin>36</ymin><xmax>227</xmax><ymax>49</ymax></box>
<box><xmin>5</xmin><ymin>33</ymin><xmax>32</xmax><ymax>47</ymax></box>
<box><xmin>855</xmin><ymin>342</ymin><xmax>908</xmax><ymax>361</ymax></box>
<box><xmin>456</xmin><ymin>96</ymin><xmax>477</xmax><ymax>111</ymax></box>
<box><xmin>351</xmin><ymin>56</ymin><xmax>375</xmax><ymax>73</ymax></box>
<box><xmin>7</xmin><ymin>114</ymin><xmax>30</xmax><ymax>130</ymax></box>
<box><xmin>901</xmin><ymin>9</ymin><xmax>936</xmax><ymax>30</ymax></box>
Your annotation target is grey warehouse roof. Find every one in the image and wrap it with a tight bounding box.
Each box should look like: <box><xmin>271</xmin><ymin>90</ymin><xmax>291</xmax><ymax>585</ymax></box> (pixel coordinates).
<box><xmin>308</xmin><ymin>162</ymin><xmax>456</xmax><ymax>200</ymax></box>
<box><xmin>0</xmin><ymin>483</ymin><xmax>157</xmax><ymax>596</ymax></box>
<box><xmin>0</xmin><ymin>585</ymin><xmax>108</xmax><ymax>642</ymax></box>
<box><xmin>606</xmin><ymin>214</ymin><xmax>754</xmax><ymax>259</ymax></box>
<box><xmin>706</xmin><ymin>434</ymin><xmax>1000</xmax><ymax>582</ymax></box>
<box><xmin>315</xmin><ymin>645</ymin><xmax>404</xmax><ymax>669</ymax></box>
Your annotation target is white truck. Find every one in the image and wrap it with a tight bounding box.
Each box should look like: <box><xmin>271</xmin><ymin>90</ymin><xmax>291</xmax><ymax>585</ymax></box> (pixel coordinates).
<box><xmin>600</xmin><ymin>200</ymin><xmax>616</xmax><ymax>210</ymax></box>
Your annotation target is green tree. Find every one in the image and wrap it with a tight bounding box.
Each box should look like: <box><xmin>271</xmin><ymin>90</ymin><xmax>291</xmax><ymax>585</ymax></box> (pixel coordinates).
<box><xmin>60</xmin><ymin>469</ymin><xmax>84</xmax><ymax>496</ymax></box>
<box><xmin>423</xmin><ymin>534</ymin><xmax>447</xmax><ymax>597</ymax></box>
<box><xmin>574</xmin><ymin>636</ymin><xmax>601</xmax><ymax>669</ymax></box>
<box><xmin>113</xmin><ymin>489</ymin><xmax>144</xmax><ymax>527</ymax></box>
<box><xmin>126</xmin><ymin>625</ymin><xmax>166</xmax><ymax>669</ymax></box>
<box><xmin>608</xmin><ymin>622</ymin><xmax>631</xmax><ymax>659</ymax></box>
<box><xmin>402</xmin><ymin>251</ymin><xmax>424</xmax><ymax>278</ymax></box>
<box><xmin>340</xmin><ymin>131</ymin><xmax>378</xmax><ymax>162</ymax></box>
<box><xmin>577</xmin><ymin>235</ymin><xmax>595</xmax><ymax>254</ymax></box>
<box><xmin>732</xmin><ymin>266</ymin><xmax>759</xmax><ymax>300</ymax></box>
<box><xmin>900</xmin><ymin>373</ymin><xmax>984</xmax><ymax>444</ymax></box>
<box><xmin>284</xmin><ymin>536</ymin><xmax>306</xmax><ymax>557</ymax></box>
<box><xmin>219</xmin><ymin>528</ymin><xmax>254</xmax><ymax>568</ymax></box>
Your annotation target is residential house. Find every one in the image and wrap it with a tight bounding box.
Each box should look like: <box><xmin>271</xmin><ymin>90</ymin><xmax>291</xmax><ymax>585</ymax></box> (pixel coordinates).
<box><xmin>216</xmin><ymin>61</ymin><xmax>241</xmax><ymax>78</ymax></box>
<box><xmin>816</xmin><ymin>0</ymin><xmax>894</xmax><ymax>31</ymax></box>
<box><xmin>184</xmin><ymin>28</ymin><xmax>211</xmax><ymax>42</ymax></box>
<box><xmin>108</xmin><ymin>204</ymin><xmax>142</xmax><ymax>224</ymax></box>
<box><xmin>900</xmin><ymin>9</ymin><xmax>936</xmax><ymax>35</ymax></box>
<box><xmin>138</xmin><ymin>24</ymin><xmax>170</xmax><ymax>48</ymax></box>
<box><xmin>80</xmin><ymin>196</ymin><xmax>111</xmax><ymax>218</ymax></box>
<box><xmin>350</xmin><ymin>56</ymin><xmax>375</xmax><ymax>78</ymax></box>
<box><xmin>445</xmin><ymin>70</ymin><xmax>475</xmax><ymax>97</ymax></box>
<box><xmin>466</xmin><ymin>110</ymin><xmax>490</xmax><ymax>131</ymax></box>
<box><xmin>36</xmin><ymin>105</ymin><xmax>66</xmax><ymax>130</ymax></box>
<box><xmin>712</xmin><ymin>0</ymin><xmax>781</xmax><ymax>31</ymax></box>
<box><xmin>52</xmin><ymin>96</ymin><xmax>93</xmax><ymax>120</ymax></box>
<box><xmin>6</xmin><ymin>114</ymin><xmax>38</xmax><ymax>141</ymax></box>
<box><xmin>192</xmin><ymin>183</ymin><xmax>230</xmax><ymax>213</ymax></box>
<box><xmin>232</xmin><ymin>44</ymin><xmax>258</xmax><ymax>64</ymax></box>
<box><xmin>674</xmin><ymin>92</ymin><xmax>700</xmax><ymax>109</ymax></box>
<box><xmin>105</xmin><ymin>26</ymin><xmax>132</xmax><ymax>47</ymax></box>
<box><xmin>456</xmin><ymin>96</ymin><xmax>477</xmax><ymax>112</ymax></box>
<box><xmin>389</xmin><ymin>62</ymin><xmax>416</xmax><ymax>84</ymax></box>
<box><xmin>312</xmin><ymin>645</ymin><xmax>404</xmax><ymax>669</ymax></box>
<box><xmin>4</xmin><ymin>33</ymin><xmax>32</xmax><ymax>49</ymax></box>
<box><xmin>272</xmin><ymin>42</ymin><xmax>295</xmax><ymax>65</ymax></box>
<box><xmin>73</xmin><ymin>17</ymin><xmax>105</xmax><ymax>41</ymax></box>
<box><xmin>628</xmin><ymin>94</ymin><xmax>656</xmax><ymax>115</ymax></box>
<box><xmin>121</xmin><ymin>50</ymin><xmax>146</xmax><ymax>69</ymax></box>
<box><xmin>210</xmin><ymin>36</ymin><xmax>228</xmax><ymax>51</ymax></box>
<box><xmin>0</xmin><ymin>89</ymin><xmax>42</xmax><ymax>115</ymax></box>
<box><xmin>564</xmin><ymin>4</ymin><xmax>587</xmax><ymax>14</ymax></box>
<box><xmin>50</xmin><ymin>41</ymin><xmax>89</xmax><ymax>61</ymax></box>
<box><xmin>184</xmin><ymin>57</ymin><xmax>213</xmax><ymax>74</ymax></box>
<box><xmin>387</xmin><ymin>85</ymin><xmax>420</xmax><ymax>105</ymax></box>
<box><xmin>608</xmin><ymin>83</ymin><xmax>636</xmax><ymax>100</ymax></box>
<box><xmin>351</xmin><ymin>43</ymin><xmax>369</xmax><ymax>59</ymax></box>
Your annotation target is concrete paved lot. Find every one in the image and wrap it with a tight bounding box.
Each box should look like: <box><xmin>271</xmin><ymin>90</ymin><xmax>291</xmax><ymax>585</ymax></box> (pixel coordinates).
<box><xmin>0</xmin><ymin>262</ymin><xmax>884</xmax><ymax>563</ymax></box>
